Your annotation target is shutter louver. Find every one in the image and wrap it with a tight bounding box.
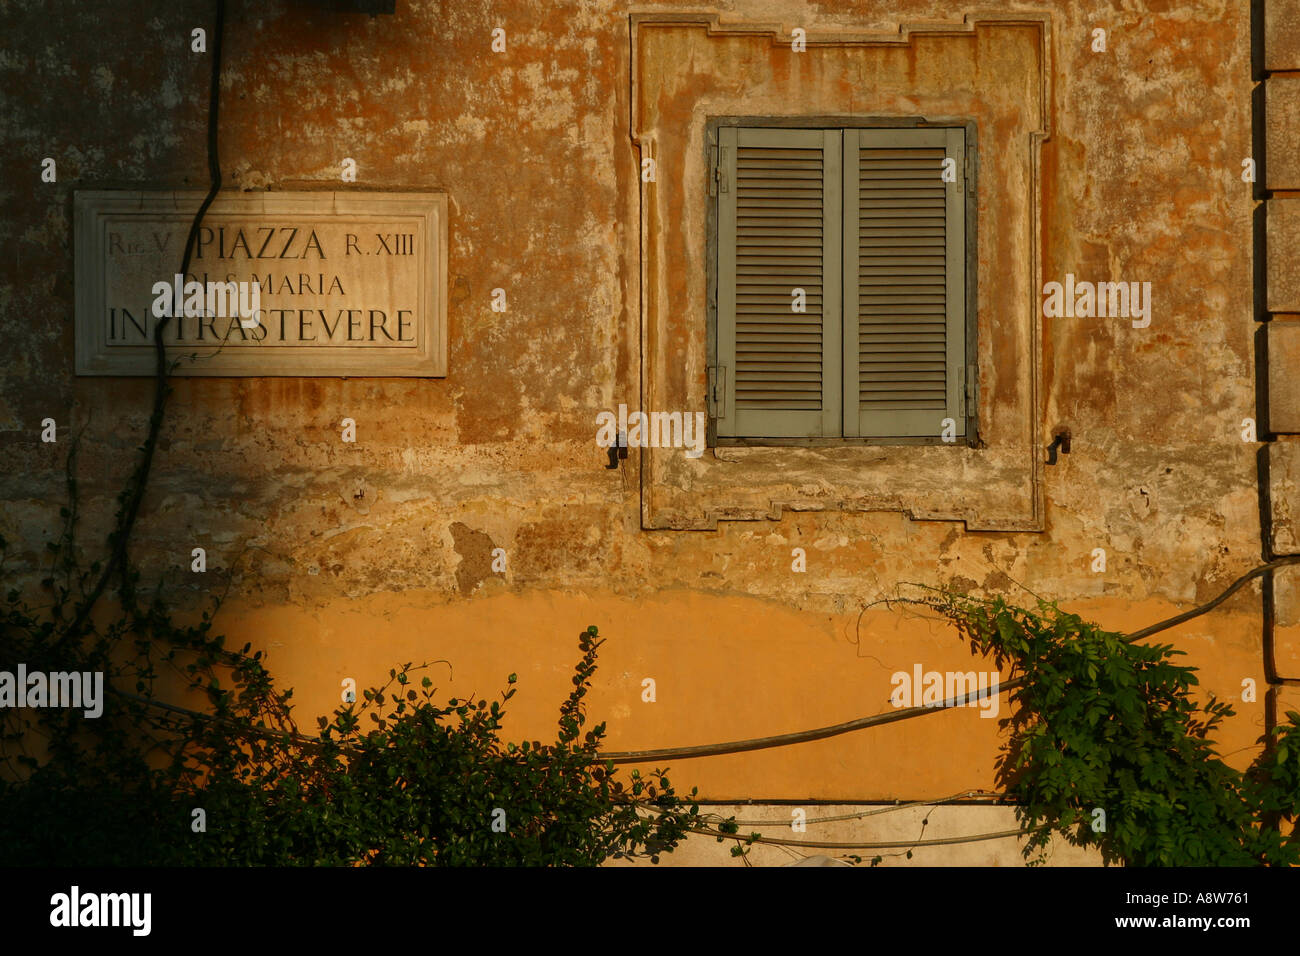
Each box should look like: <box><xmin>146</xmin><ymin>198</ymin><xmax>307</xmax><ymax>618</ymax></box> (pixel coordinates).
<box><xmin>843</xmin><ymin>128</ymin><xmax>966</xmax><ymax>438</ymax></box>
<box><xmin>717</xmin><ymin>128</ymin><xmax>841</xmax><ymax>438</ymax></box>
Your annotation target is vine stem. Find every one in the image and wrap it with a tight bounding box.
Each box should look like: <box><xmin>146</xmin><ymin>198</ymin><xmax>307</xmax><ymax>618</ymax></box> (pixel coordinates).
<box><xmin>64</xmin><ymin>0</ymin><xmax>226</xmax><ymax>645</ymax></box>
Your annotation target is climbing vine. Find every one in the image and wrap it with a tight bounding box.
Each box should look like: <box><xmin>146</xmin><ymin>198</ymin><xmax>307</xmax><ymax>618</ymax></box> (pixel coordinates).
<box><xmin>907</xmin><ymin>587</ymin><xmax>1300</xmax><ymax>866</ymax></box>
<box><xmin>0</xmin><ymin>513</ymin><xmax>705</xmax><ymax>866</ymax></box>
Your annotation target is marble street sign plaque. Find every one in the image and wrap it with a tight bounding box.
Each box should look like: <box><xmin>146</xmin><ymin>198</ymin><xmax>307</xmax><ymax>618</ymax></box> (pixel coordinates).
<box><xmin>74</xmin><ymin>190</ymin><xmax>448</xmax><ymax>376</ymax></box>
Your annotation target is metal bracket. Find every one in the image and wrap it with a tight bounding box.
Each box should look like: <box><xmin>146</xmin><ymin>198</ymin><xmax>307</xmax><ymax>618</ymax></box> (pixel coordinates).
<box><xmin>606</xmin><ymin>434</ymin><xmax>629</xmax><ymax>470</ymax></box>
<box><xmin>1045</xmin><ymin>428</ymin><xmax>1072</xmax><ymax>465</ymax></box>
<box><xmin>713</xmin><ymin>146</ymin><xmax>728</xmax><ymax>194</ymax></box>
<box><xmin>707</xmin><ymin>366</ymin><xmax>727</xmax><ymax>419</ymax></box>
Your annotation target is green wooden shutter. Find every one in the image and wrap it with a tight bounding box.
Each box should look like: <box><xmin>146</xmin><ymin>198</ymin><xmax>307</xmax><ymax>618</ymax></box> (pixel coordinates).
<box><xmin>842</xmin><ymin>127</ymin><xmax>966</xmax><ymax>438</ymax></box>
<box><xmin>716</xmin><ymin>127</ymin><xmax>842</xmax><ymax>438</ymax></box>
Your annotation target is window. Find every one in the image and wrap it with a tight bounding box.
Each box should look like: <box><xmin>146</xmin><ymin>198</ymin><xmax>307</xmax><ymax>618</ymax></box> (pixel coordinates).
<box><xmin>711</xmin><ymin>123</ymin><xmax>973</xmax><ymax>442</ymax></box>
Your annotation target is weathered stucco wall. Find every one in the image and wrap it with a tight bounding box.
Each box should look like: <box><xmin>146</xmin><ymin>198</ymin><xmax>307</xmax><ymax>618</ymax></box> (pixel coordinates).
<box><xmin>0</xmin><ymin>0</ymin><xmax>1282</xmax><ymax>863</ymax></box>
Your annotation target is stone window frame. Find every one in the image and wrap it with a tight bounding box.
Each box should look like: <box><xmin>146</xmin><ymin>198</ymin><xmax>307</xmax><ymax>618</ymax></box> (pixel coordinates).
<box><xmin>629</xmin><ymin>13</ymin><xmax>1053</xmax><ymax>532</ymax></box>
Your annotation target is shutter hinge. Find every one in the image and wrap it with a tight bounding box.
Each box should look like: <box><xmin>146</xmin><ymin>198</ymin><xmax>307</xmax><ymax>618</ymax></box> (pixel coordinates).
<box><xmin>708</xmin><ymin>366</ymin><xmax>727</xmax><ymax>418</ymax></box>
<box><xmin>965</xmin><ymin>148</ymin><xmax>975</xmax><ymax>196</ymax></box>
<box><xmin>712</xmin><ymin>146</ymin><xmax>728</xmax><ymax>195</ymax></box>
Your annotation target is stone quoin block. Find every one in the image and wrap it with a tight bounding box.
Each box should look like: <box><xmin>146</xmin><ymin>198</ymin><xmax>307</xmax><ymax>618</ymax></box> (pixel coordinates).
<box><xmin>1266</xmin><ymin>76</ymin><xmax>1300</xmax><ymax>190</ymax></box>
<box><xmin>1268</xmin><ymin>321</ymin><xmax>1300</xmax><ymax>433</ymax></box>
<box><xmin>1271</xmin><ymin>565</ymin><xmax>1300</xmax><ymax>679</ymax></box>
<box><xmin>1267</xmin><ymin>0</ymin><xmax>1300</xmax><ymax>71</ymax></box>
<box><xmin>1269</xmin><ymin>440</ymin><xmax>1300</xmax><ymax>555</ymax></box>
<box><xmin>1267</xmin><ymin>200</ymin><xmax>1300</xmax><ymax>313</ymax></box>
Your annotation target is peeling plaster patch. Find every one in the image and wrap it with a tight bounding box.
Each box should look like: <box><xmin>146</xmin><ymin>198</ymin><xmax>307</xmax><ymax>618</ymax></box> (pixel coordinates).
<box><xmin>798</xmin><ymin>481</ymin><xmax>836</xmax><ymax>498</ymax></box>
<box><xmin>384</xmin><ymin>484</ymin><xmax>437</xmax><ymax>506</ymax></box>
<box><xmin>341</xmin><ymin>478</ymin><xmax>373</xmax><ymax>515</ymax></box>
<box><xmin>128</xmin><ymin>130</ymin><xmax>182</xmax><ymax>159</ymax></box>
<box><xmin>450</xmin><ymin>274</ymin><xmax>472</xmax><ymax>306</ymax></box>
<box><xmin>38</xmin><ymin>45</ymin><xmax>75</xmax><ymax>79</ymax></box>
<box><xmin>449</xmin><ymin>521</ymin><xmax>496</xmax><ymax>595</ymax></box>
<box><xmin>514</xmin><ymin>61</ymin><xmax>578</xmax><ymax>131</ymax></box>
<box><xmin>983</xmin><ymin>569</ymin><xmax>1016</xmax><ymax>593</ymax></box>
<box><xmin>230</xmin><ymin>165</ymin><xmax>273</xmax><ymax>190</ymax></box>
<box><xmin>321</xmin><ymin>523</ymin><xmax>374</xmax><ymax>542</ymax></box>
<box><xmin>453</xmin><ymin>113</ymin><xmax>487</xmax><ymax>142</ymax></box>
<box><xmin>156</xmin><ymin>492</ymin><xmax>206</xmax><ymax>521</ymax></box>
<box><xmin>1130</xmin><ymin>486</ymin><xmax>1155</xmax><ymax>517</ymax></box>
<box><xmin>158</xmin><ymin>77</ymin><xmax>181</xmax><ymax>109</ymax></box>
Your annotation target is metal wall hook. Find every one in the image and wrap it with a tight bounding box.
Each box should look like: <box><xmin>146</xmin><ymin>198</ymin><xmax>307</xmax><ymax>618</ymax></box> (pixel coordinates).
<box><xmin>605</xmin><ymin>433</ymin><xmax>629</xmax><ymax>469</ymax></box>
<box><xmin>1046</xmin><ymin>428</ymin><xmax>1072</xmax><ymax>465</ymax></box>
